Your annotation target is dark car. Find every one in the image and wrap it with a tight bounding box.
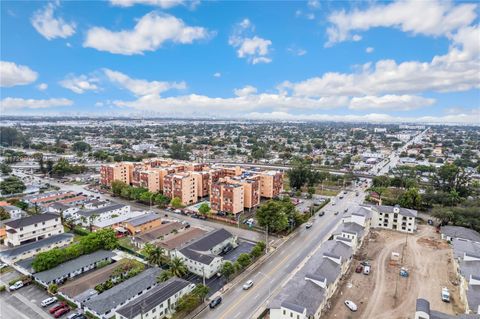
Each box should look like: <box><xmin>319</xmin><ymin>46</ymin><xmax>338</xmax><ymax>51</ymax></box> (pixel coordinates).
<box><xmin>355</xmin><ymin>265</ymin><xmax>363</xmax><ymax>273</ymax></box>
<box><xmin>318</xmin><ymin>211</ymin><xmax>325</xmax><ymax>217</ymax></box>
<box><xmin>209</xmin><ymin>297</ymin><xmax>222</xmax><ymax>309</ymax></box>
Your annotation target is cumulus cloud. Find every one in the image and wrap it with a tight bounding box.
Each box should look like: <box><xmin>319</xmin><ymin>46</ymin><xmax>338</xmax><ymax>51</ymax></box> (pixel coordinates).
<box><xmin>281</xmin><ymin>24</ymin><xmax>480</xmax><ymax>98</ymax></box>
<box><xmin>37</xmin><ymin>83</ymin><xmax>48</xmax><ymax>91</ymax></box>
<box><xmin>326</xmin><ymin>0</ymin><xmax>477</xmax><ymax>46</ymax></box>
<box><xmin>104</xmin><ymin>68</ymin><xmax>186</xmax><ymax>96</ymax></box>
<box><xmin>229</xmin><ymin>19</ymin><xmax>272</xmax><ymax>64</ymax></box>
<box><xmin>84</xmin><ymin>12</ymin><xmax>212</xmax><ymax>55</ymax></box>
<box><xmin>1</xmin><ymin>97</ymin><xmax>73</xmax><ymax>111</ymax></box>
<box><xmin>234</xmin><ymin>85</ymin><xmax>257</xmax><ymax>97</ymax></box>
<box><xmin>287</xmin><ymin>46</ymin><xmax>307</xmax><ymax>56</ymax></box>
<box><xmin>349</xmin><ymin>95</ymin><xmax>435</xmax><ymax>111</ymax></box>
<box><xmin>0</xmin><ymin>61</ymin><xmax>38</xmax><ymax>87</ymax></box>
<box><xmin>213</xmin><ymin>72</ymin><xmax>221</xmax><ymax>78</ymax></box>
<box><xmin>110</xmin><ymin>0</ymin><xmax>186</xmax><ymax>8</ymax></box>
<box><xmin>60</xmin><ymin>74</ymin><xmax>100</xmax><ymax>94</ymax></box>
<box><xmin>31</xmin><ymin>2</ymin><xmax>76</xmax><ymax>40</ymax></box>
<box><xmin>366</xmin><ymin>47</ymin><xmax>374</xmax><ymax>53</ymax></box>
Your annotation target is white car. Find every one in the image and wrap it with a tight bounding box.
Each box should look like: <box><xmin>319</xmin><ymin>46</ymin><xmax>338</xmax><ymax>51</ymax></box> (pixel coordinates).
<box><xmin>41</xmin><ymin>297</ymin><xmax>57</xmax><ymax>307</ymax></box>
<box><xmin>344</xmin><ymin>300</ymin><xmax>358</xmax><ymax>312</ymax></box>
<box><xmin>243</xmin><ymin>280</ymin><xmax>254</xmax><ymax>290</ymax></box>
<box><xmin>0</xmin><ymin>263</ymin><xmax>8</xmax><ymax>270</ymax></box>
<box><xmin>9</xmin><ymin>281</ymin><xmax>24</xmax><ymax>291</ymax></box>
<box><xmin>305</xmin><ymin>222</ymin><xmax>313</xmax><ymax>229</ymax></box>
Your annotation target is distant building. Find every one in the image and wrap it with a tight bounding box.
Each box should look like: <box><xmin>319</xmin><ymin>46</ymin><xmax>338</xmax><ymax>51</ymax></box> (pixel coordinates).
<box><xmin>100</xmin><ymin>162</ymin><xmax>134</xmax><ymax>186</ymax></box>
<box><xmin>4</xmin><ymin>213</ymin><xmax>64</xmax><ymax>247</ymax></box>
<box><xmin>163</xmin><ymin>172</ymin><xmax>198</xmax><ymax>206</ymax></box>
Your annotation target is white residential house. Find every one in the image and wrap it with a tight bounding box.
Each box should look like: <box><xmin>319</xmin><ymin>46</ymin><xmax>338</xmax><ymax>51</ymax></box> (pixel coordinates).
<box><xmin>75</xmin><ymin>203</ymin><xmax>130</xmax><ymax>227</ymax></box>
<box><xmin>4</xmin><ymin>213</ymin><xmax>64</xmax><ymax>247</ymax></box>
<box><xmin>1</xmin><ymin>205</ymin><xmax>27</xmax><ymax>220</ymax></box>
<box><xmin>47</xmin><ymin>203</ymin><xmax>79</xmax><ymax>219</ymax></box>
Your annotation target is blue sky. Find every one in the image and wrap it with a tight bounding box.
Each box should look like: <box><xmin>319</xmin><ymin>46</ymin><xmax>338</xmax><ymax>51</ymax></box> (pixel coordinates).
<box><xmin>1</xmin><ymin>0</ymin><xmax>479</xmax><ymax>124</ymax></box>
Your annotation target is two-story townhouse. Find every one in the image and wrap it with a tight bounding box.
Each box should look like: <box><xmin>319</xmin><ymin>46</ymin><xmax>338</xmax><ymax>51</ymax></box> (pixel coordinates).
<box><xmin>4</xmin><ymin>213</ymin><xmax>64</xmax><ymax>247</ymax></box>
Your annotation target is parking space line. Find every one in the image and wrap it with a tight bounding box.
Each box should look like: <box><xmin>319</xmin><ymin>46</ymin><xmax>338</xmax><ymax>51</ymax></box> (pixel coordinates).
<box><xmin>13</xmin><ymin>292</ymin><xmax>51</xmax><ymax>319</ymax></box>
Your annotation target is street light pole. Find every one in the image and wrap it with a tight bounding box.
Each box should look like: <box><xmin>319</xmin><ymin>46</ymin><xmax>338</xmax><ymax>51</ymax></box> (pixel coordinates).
<box><xmin>265</xmin><ymin>225</ymin><xmax>269</xmax><ymax>254</ymax></box>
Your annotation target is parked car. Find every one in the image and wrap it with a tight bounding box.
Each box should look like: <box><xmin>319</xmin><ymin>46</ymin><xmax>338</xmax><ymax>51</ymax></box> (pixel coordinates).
<box><xmin>318</xmin><ymin>211</ymin><xmax>325</xmax><ymax>217</ymax></box>
<box><xmin>355</xmin><ymin>265</ymin><xmax>363</xmax><ymax>273</ymax></box>
<box><xmin>361</xmin><ymin>261</ymin><xmax>371</xmax><ymax>266</ymax></box>
<box><xmin>305</xmin><ymin>222</ymin><xmax>313</xmax><ymax>229</ymax></box>
<box><xmin>9</xmin><ymin>281</ymin><xmax>24</xmax><ymax>291</ymax></box>
<box><xmin>174</xmin><ymin>209</ymin><xmax>181</xmax><ymax>214</ymax></box>
<box><xmin>41</xmin><ymin>297</ymin><xmax>57</xmax><ymax>307</ymax></box>
<box><xmin>0</xmin><ymin>263</ymin><xmax>8</xmax><ymax>270</ymax></box>
<box><xmin>441</xmin><ymin>287</ymin><xmax>450</xmax><ymax>302</ymax></box>
<box><xmin>209</xmin><ymin>297</ymin><xmax>222</xmax><ymax>309</ymax></box>
<box><xmin>67</xmin><ymin>313</ymin><xmax>86</xmax><ymax>319</ymax></box>
<box><xmin>49</xmin><ymin>303</ymin><xmax>67</xmax><ymax>314</ymax></box>
<box><xmin>363</xmin><ymin>265</ymin><xmax>371</xmax><ymax>275</ymax></box>
<box><xmin>243</xmin><ymin>280</ymin><xmax>254</xmax><ymax>290</ymax></box>
<box><xmin>344</xmin><ymin>300</ymin><xmax>358</xmax><ymax>312</ymax></box>
<box><xmin>54</xmin><ymin>306</ymin><xmax>70</xmax><ymax>318</ymax></box>
<box><xmin>334</xmin><ymin>211</ymin><xmax>339</xmax><ymax>215</ymax></box>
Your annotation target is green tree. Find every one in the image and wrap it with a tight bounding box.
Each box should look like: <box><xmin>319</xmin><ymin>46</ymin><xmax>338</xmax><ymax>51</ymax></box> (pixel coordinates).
<box><xmin>432</xmin><ymin>163</ymin><xmax>472</xmax><ymax>197</ymax></box>
<box><xmin>237</xmin><ymin>253</ymin><xmax>251</xmax><ymax>268</ymax></box>
<box><xmin>250</xmin><ymin>245</ymin><xmax>262</xmax><ymax>258</ymax></box>
<box><xmin>154</xmin><ymin>193</ymin><xmax>170</xmax><ymax>208</ymax></box>
<box><xmin>72</xmin><ymin>141</ymin><xmax>92</xmax><ymax>152</ymax></box>
<box><xmin>0</xmin><ymin>207</ymin><xmax>11</xmax><ymax>220</ymax></box>
<box><xmin>220</xmin><ymin>261</ymin><xmax>235</xmax><ymax>281</ymax></box>
<box><xmin>111</xmin><ymin>180</ymin><xmax>127</xmax><ymax>197</ymax></box>
<box><xmin>169</xmin><ymin>143</ymin><xmax>191</xmax><ymax>160</ymax></box>
<box><xmin>170</xmin><ymin>197</ymin><xmax>183</xmax><ymax>208</ymax></box>
<box><xmin>198</xmin><ymin>202</ymin><xmax>210</xmax><ymax>215</ymax></box>
<box><xmin>398</xmin><ymin>188</ymin><xmax>422</xmax><ymax>210</ymax></box>
<box><xmin>157</xmin><ymin>270</ymin><xmax>174</xmax><ymax>282</ymax></box>
<box><xmin>142</xmin><ymin>244</ymin><xmax>168</xmax><ymax>267</ymax></box>
<box><xmin>168</xmin><ymin>257</ymin><xmax>188</xmax><ymax>278</ymax></box>
<box><xmin>48</xmin><ymin>283</ymin><xmax>58</xmax><ymax>294</ymax></box>
<box><xmin>256</xmin><ymin>200</ymin><xmax>289</xmax><ymax>233</ymax></box>
<box><xmin>0</xmin><ymin>176</ymin><xmax>26</xmax><ymax>195</ymax></box>
<box><xmin>372</xmin><ymin>175</ymin><xmax>391</xmax><ymax>188</ymax></box>
<box><xmin>287</xmin><ymin>159</ymin><xmax>312</xmax><ymax>190</ymax></box>
<box><xmin>0</xmin><ymin>127</ymin><xmax>24</xmax><ymax>146</ymax></box>
<box><xmin>192</xmin><ymin>284</ymin><xmax>209</xmax><ymax>302</ymax></box>
<box><xmin>0</xmin><ymin>163</ymin><xmax>12</xmax><ymax>175</ymax></box>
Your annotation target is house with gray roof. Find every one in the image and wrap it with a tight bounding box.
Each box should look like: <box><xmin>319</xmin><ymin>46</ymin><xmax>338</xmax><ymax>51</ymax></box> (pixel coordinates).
<box><xmin>1</xmin><ymin>205</ymin><xmax>27</xmax><ymax>220</ymax></box>
<box><xmin>172</xmin><ymin>228</ymin><xmax>236</xmax><ymax>279</ymax></box>
<box><xmin>451</xmin><ymin>238</ymin><xmax>480</xmax><ymax>314</ymax></box>
<box><xmin>269</xmin><ymin>238</ymin><xmax>353</xmax><ymax>319</ymax></box>
<box><xmin>115</xmin><ymin>277</ymin><xmax>194</xmax><ymax>319</ymax></box>
<box><xmin>0</xmin><ymin>233</ymin><xmax>73</xmax><ymax>264</ymax></box>
<box><xmin>414</xmin><ymin>298</ymin><xmax>480</xmax><ymax>319</ymax></box>
<box><xmin>441</xmin><ymin>226</ymin><xmax>480</xmax><ymax>243</ymax></box>
<box><xmin>371</xmin><ymin>204</ymin><xmax>417</xmax><ymax>233</ymax></box>
<box><xmin>84</xmin><ymin>267</ymin><xmax>163</xmax><ymax>319</ymax></box>
<box><xmin>34</xmin><ymin>250</ymin><xmax>115</xmax><ymax>286</ymax></box>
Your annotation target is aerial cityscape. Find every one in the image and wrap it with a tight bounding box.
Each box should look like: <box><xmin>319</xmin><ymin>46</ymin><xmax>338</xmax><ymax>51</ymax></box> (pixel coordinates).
<box><xmin>0</xmin><ymin>1</ymin><xmax>479</xmax><ymax>319</ymax></box>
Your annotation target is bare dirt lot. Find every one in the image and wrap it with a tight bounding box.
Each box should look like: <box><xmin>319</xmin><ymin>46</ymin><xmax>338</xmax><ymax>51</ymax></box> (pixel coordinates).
<box><xmin>323</xmin><ymin>225</ymin><xmax>464</xmax><ymax>319</ymax></box>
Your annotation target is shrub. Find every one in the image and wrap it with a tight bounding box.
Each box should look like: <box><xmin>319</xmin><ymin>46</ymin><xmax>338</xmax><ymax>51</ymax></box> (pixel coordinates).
<box><xmin>48</xmin><ymin>283</ymin><xmax>58</xmax><ymax>294</ymax></box>
<box><xmin>0</xmin><ymin>285</ymin><xmax>5</xmax><ymax>292</ymax></box>
<box><xmin>237</xmin><ymin>253</ymin><xmax>252</xmax><ymax>268</ymax></box>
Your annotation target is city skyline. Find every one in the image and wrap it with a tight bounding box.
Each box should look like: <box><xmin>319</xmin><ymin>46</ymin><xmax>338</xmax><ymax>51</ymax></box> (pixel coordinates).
<box><xmin>1</xmin><ymin>0</ymin><xmax>479</xmax><ymax>124</ymax></box>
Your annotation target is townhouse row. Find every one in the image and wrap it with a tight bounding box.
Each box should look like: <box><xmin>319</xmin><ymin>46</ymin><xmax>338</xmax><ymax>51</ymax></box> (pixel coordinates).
<box><xmin>100</xmin><ymin>159</ymin><xmax>283</xmax><ymax>214</ymax></box>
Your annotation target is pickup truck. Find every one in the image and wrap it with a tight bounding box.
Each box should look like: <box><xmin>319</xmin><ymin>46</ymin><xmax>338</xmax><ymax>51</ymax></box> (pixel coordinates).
<box><xmin>9</xmin><ymin>277</ymin><xmax>32</xmax><ymax>291</ymax></box>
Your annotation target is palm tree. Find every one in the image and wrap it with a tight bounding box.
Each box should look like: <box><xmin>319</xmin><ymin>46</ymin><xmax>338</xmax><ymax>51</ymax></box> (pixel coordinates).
<box><xmin>168</xmin><ymin>257</ymin><xmax>188</xmax><ymax>278</ymax></box>
<box><xmin>157</xmin><ymin>270</ymin><xmax>174</xmax><ymax>282</ymax></box>
<box><xmin>147</xmin><ymin>246</ymin><xmax>168</xmax><ymax>267</ymax></box>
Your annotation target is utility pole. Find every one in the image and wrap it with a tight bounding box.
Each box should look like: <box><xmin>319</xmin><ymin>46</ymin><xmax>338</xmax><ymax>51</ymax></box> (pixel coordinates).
<box><xmin>265</xmin><ymin>224</ymin><xmax>269</xmax><ymax>253</ymax></box>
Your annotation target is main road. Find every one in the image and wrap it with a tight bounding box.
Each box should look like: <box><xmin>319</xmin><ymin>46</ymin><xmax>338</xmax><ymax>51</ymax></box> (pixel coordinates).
<box><xmin>195</xmin><ymin>186</ymin><xmax>367</xmax><ymax>319</ymax></box>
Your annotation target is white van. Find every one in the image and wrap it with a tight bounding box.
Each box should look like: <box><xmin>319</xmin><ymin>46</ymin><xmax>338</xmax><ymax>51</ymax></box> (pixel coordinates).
<box><xmin>363</xmin><ymin>265</ymin><xmax>371</xmax><ymax>275</ymax></box>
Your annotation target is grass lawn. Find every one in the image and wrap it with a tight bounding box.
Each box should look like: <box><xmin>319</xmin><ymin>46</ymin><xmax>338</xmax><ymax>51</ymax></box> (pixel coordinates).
<box><xmin>118</xmin><ymin>237</ymin><xmax>137</xmax><ymax>251</ymax></box>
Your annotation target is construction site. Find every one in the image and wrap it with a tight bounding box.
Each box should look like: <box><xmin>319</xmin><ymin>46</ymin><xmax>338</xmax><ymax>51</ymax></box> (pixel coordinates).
<box><xmin>323</xmin><ymin>225</ymin><xmax>464</xmax><ymax>319</ymax></box>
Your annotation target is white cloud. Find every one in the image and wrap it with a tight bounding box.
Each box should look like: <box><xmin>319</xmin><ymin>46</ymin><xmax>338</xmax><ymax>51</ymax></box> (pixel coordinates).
<box><xmin>307</xmin><ymin>0</ymin><xmax>320</xmax><ymax>9</ymax></box>
<box><xmin>213</xmin><ymin>72</ymin><xmax>221</xmax><ymax>78</ymax></box>
<box><xmin>229</xmin><ymin>19</ymin><xmax>272</xmax><ymax>64</ymax></box>
<box><xmin>37</xmin><ymin>83</ymin><xmax>48</xmax><ymax>91</ymax></box>
<box><xmin>0</xmin><ymin>61</ymin><xmax>38</xmax><ymax>87</ymax></box>
<box><xmin>104</xmin><ymin>68</ymin><xmax>186</xmax><ymax>96</ymax></box>
<box><xmin>281</xmin><ymin>25</ymin><xmax>480</xmax><ymax>98</ymax></box>
<box><xmin>295</xmin><ymin>10</ymin><xmax>315</xmax><ymax>20</ymax></box>
<box><xmin>110</xmin><ymin>0</ymin><xmax>185</xmax><ymax>8</ymax></box>
<box><xmin>234</xmin><ymin>85</ymin><xmax>257</xmax><ymax>97</ymax></box>
<box><xmin>366</xmin><ymin>47</ymin><xmax>374</xmax><ymax>53</ymax></box>
<box><xmin>84</xmin><ymin>12</ymin><xmax>212</xmax><ymax>55</ymax></box>
<box><xmin>326</xmin><ymin>0</ymin><xmax>477</xmax><ymax>46</ymax></box>
<box><xmin>246</xmin><ymin>109</ymin><xmax>480</xmax><ymax>125</ymax></box>
<box><xmin>287</xmin><ymin>46</ymin><xmax>307</xmax><ymax>56</ymax></box>
<box><xmin>352</xmin><ymin>34</ymin><xmax>362</xmax><ymax>42</ymax></box>
<box><xmin>94</xmin><ymin>101</ymin><xmax>104</xmax><ymax>107</ymax></box>
<box><xmin>60</xmin><ymin>74</ymin><xmax>100</xmax><ymax>94</ymax></box>
<box><xmin>31</xmin><ymin>2</ymin><xmax>76</xmax><ymax>40</ymax></box>
<box><xmin>112</xmin><ymin>93</ymin><xmax>349</xmax><ymax>115</ymax></box>
<box><xmin>1</xmin><ymin>97</ymin><xmax>73</xmax><ymax>111</ymax></box>
<box><xmin>349</xmin><ymin>95</ymin><xmax>435</xmax><ymax>111</ymax></box>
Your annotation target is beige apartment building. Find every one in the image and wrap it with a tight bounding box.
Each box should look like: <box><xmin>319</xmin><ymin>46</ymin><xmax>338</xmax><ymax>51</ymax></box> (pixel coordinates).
<box><xmin>163</xmin><ymin>172</ymin><xmax>198</xmax><ymax>206</ymax></box>
<box><xmin>100</xmin><ymin>162</ymin><xmax>134</xmax><ymax>186</ymax></box>
<box><xmin>259</xmin><ymin>171</ymin><xmax>283</xmax><ymax>198</ymax></box>
<box><xmin>210</xmin><ymin>182</ymin><xmax>244</xmax><ymax>215</ymax></box>
<box><xmin>226</xmin><ymin>175</ymin><xmax>260</xmax><ymax>209</ymax></box>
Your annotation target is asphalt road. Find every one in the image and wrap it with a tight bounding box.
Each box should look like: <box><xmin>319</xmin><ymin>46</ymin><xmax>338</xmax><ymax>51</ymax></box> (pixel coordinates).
<box><xmin>195</xmin><ymin>187</ymin><xmax>366</xmax><ymax>319</ymax></box>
